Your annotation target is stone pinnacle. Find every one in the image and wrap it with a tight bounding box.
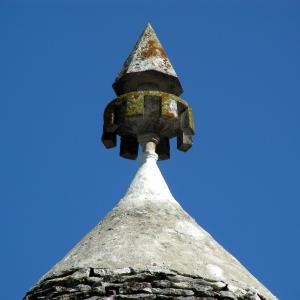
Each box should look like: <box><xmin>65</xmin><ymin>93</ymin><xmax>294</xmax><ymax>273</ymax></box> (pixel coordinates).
<box><xmin>102</xmin><ymin>23</ymin><xmax>195</xmax><ymax>160</ymax></box>
<box><xmin>113</xmin><ymin>23</ymin><xmax>183</xmax><ymax>96</ymax></box>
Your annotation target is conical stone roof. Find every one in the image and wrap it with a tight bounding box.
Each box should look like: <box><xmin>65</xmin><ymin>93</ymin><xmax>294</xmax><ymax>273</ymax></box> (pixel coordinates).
<box><xmin>24</xmin><ymin>23</ymin><xmax>276</xmax><ymax>300</ymax></box>
<box><xmin>27</xmin><ymin>152</ymin><xmax>276</xmax><ymax>300</ymax></box>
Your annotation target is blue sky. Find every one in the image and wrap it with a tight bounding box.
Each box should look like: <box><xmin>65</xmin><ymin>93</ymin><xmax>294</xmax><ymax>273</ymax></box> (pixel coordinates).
<box><xmin>1</xmin><ymin>1</ymin><xmax>299</xmax><ymax>299</ymax></box>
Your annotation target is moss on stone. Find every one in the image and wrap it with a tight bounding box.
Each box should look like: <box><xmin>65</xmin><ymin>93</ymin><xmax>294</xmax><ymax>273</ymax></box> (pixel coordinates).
<box><xmin>126</xmin><ymin>93</ymin><xmax>144</xmax><ymax>117</ymax></box>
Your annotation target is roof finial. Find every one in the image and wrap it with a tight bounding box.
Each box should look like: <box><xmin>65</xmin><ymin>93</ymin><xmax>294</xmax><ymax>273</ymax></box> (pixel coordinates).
<box><xmin>102</xmin><ymin>24</ymin><xmax>195</xmax><ymax>160</ymax></box>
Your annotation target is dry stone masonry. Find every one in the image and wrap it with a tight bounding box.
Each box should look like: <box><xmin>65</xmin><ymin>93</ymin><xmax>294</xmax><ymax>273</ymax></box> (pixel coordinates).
<box><xmin>25</xmin><ymin>267</ymin><xmax>267</xmax><ymax>300</ymax></box>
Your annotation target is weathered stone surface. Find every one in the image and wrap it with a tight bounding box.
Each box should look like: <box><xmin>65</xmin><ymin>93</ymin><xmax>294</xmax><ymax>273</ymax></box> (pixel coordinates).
<box><xmin>102</xmin><ymin>23</ymin><xmax>195</xmax><ymax>160</ymax></box>
<box><xmin>38</xmin><ymin>155</ymin><xmax>275</xmax><ymax>300</ymax></box>
<box><xmin>120</xmin><ymin>282</ymin><xmax>152</xmax><ymax>294</ymax></box>
<box><xmin>152</xmin><ymin>280</ymin><xmax>172</xmax><ymax>288</ymax></box>
<box><xmin>151</xmin><ymin>287</ymin><xmax>194</xmax><ymax>296</ymax></box>
<box><xmin>102</xmin><ymin>90</ymin><xmax>195</xmax><ymax>159</ymax></box>
<box><xmin>218</xmin><ymin>290</ymin><xmax>238</xmax><ymax>300</ymax></box>
<box><xmin>24</xmin><ymin>268</ymin><xmax>268</xmax><ymax>300</ymax></box>
<box><xmin>209</xmin><ymin>281</ymin><xmax>227</xmax><ymax>290</ymax></box>
<box><xmin>113</xmin><ymin>23</ymin><xmax>183</xmax><ymax>96</ymax></box>
<box><xmin>116</xmin><ymin>294</ymin><xmax>156</xmax><ymax>300</ymax></box>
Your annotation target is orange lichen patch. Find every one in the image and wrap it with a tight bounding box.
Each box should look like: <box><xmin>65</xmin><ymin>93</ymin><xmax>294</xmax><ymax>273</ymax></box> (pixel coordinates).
<box><xmin>140</xmin><ymin>38</ymin><xmax>168</xmax><ymax>61</ymax></box>
<box><xmin>164</xmin><ymin>111</ymin><xmax>177</xmax><ymax>118</ymax></box>
<box><xmin>163</xmin><ymin>58</ymin><xmax>172</xmax><ymax>69</ymax></box>
<box><xmin>114</xmin><ymin>24</ymin><xmax>179</xmax><ymax>82</ymax></box>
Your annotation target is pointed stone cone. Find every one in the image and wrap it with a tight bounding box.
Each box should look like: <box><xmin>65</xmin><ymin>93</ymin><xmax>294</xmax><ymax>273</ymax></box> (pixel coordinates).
<box><xmin>113</xmin><ymin>23</ymin><xmax>183</xmax><ymax>96</ymax></box>
<box><xmin>26</xmin><ymin>152</ymin><xmax>277</xmax><ymax>300</ymax></box>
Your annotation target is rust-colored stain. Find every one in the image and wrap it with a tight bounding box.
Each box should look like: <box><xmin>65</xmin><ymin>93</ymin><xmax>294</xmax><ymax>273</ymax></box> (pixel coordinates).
<box><xmin>164</xmin><ymin>111</ymin><xmax>176</xmax><ymax>118</ymax></box>
<box><xmin>140</xmin><ymin>38</ymin><xmax>167</xmax><ymax>59</ymax></box>
<box><xmin>139</xmin><ymin>38</ymin><xmax>172</xmax><ymax>69</ymax></box>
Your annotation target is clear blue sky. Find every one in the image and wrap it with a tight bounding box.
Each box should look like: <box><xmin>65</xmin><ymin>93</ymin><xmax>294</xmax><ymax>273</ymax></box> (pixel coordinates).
<box><xmin>1</xmin><ymin>1</ymin><xmax>299</xmax><ymax>299</ymax></box>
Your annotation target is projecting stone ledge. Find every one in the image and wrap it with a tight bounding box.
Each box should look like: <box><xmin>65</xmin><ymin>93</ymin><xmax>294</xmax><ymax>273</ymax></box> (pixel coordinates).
<box><xmin>24</xmin><ymin>267</ymin><xmax>268</xmax><ymax>300</ymax></box>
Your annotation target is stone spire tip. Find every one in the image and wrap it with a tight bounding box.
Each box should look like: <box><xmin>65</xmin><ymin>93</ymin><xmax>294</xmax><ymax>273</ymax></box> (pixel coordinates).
<box><xmin>113</xmin><ymin>22</ymin><xmax>182</xmax><ymax>96</ymax></box>
<box><xmin>102</xmin><ymin>24</ymin><xmax>195</xmax><ymax>160</ymax></box>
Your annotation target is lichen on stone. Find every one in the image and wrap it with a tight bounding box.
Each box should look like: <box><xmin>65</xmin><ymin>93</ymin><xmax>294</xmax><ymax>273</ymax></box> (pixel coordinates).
<box><xmin>126</xmin><ymin>93</ymin><xmax>144</xmax><ymax>117</ymax></box>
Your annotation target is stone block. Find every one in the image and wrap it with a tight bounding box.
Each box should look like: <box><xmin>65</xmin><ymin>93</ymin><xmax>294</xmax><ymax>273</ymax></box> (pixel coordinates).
<box><xmin>177</xmin><ymin>131</ymin><xmax>193</xmax><ymax>152</ymax></box>
<box><xmin>156</xmin><ymin>138</ymin><xmax>170</xmax><ymax>160</ymax></box>
<box><xmin>102</xmin><ymin>132</ymin><xmax>117</xmax><ymax>149</ymax></box>
<box><xmin>120</xmin><ymin>136</ymin><xmax>138</xmax><ymax>159</ymax></box>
